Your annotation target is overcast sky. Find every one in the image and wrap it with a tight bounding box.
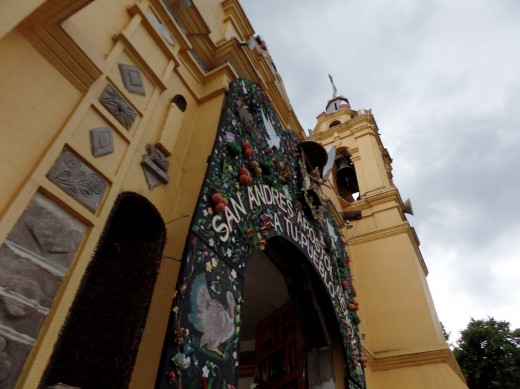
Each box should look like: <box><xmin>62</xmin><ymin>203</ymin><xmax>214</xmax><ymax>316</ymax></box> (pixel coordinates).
<box><xmin>240</xmin><ymin>0</ymin><xmax>520</xmax><ymax>341</ymax></box>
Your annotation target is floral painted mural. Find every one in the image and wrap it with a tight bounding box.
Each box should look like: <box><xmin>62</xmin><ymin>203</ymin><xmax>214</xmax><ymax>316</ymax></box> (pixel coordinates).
<box><xmin>156</xmin><ymin>79</ymin><xmax>365</xmax><ymax>388</ymax></box>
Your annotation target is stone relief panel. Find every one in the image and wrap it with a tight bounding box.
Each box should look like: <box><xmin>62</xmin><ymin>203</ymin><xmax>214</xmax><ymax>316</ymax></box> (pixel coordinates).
<box><xmin>99</xmin><ymin>84</ymin><xmax>137</xmax><ymax>130</ymax></box>
<box><xmin>90</xmin><ymin>127</ymin><xmax>114</xmax><ymax>157</ymax></box>
<box><xmin>46</xmin><ymin>148</ymin><xmax>108</xmax><ymax>213</ymax></box>
<box><xmin>141</xmin><ymin>144</ymin><xmax>170</xmax><ymax>189</ymax></box>
<box><xmin>0</xmin><ymin>193</ymin><xmax>86</xmax><ymax>388</ymax></box>
<box><xmin>118</xmin><ymin>64</ymin><xmax>145</xmax><ymax>96</ymax></box>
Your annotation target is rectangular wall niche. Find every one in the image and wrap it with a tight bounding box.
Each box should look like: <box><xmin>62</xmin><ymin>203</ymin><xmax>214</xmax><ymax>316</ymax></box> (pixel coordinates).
<box><xmin>0</xmin><ymin>193</ymin><xmax>86</xmax><ymax>388</ymax></box>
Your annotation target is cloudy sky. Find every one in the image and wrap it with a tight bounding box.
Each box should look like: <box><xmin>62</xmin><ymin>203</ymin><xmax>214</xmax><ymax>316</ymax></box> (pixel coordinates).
<box><xmin>240</xmin><ymin>0</ymin><xmax>520</xmax><ymax>341</ymax></box>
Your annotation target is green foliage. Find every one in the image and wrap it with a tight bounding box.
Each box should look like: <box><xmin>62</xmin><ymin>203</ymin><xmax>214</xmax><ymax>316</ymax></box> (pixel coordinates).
<box><xmin>441</xmin><ymin>321</ymin><xmax>451</xmax><ymax>342</ymax></box>
<box><xmin>453</xmin><ymin>317</ymin><xmax>520</xmax><ymax>389</ymax></box>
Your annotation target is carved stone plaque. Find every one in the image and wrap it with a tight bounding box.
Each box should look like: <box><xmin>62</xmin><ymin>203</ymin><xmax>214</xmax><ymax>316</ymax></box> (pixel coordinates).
<box><xmin>141</xmin><ymin>144</ymin><xmax>170</xmax><ymax>189</ymax></box>
<box><xmin>99</xmin><ymin>84</ymin><xmax>136</xmax><ymax>130</ymax></box>
<box><xmin>90</xmin><ymin>127</ymin><xmax>114</xmax><ymax>157</ymax></box>
<box><xmin>47</xmin><ymin>148</ymin><xmax>108</xmax><ymax>212</ymax></box>
<box><xmin>119</xmin><ymin>64</ymin><xmax>145</xmax><ymax>95</ymax></box>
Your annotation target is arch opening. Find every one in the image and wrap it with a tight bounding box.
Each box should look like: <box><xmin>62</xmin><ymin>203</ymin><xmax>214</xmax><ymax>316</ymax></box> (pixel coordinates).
<box><xmin>43</xmin><ymin>192</ymin><xmax>166</xmax><ymax>389</ymax></box>
<box><xmin>239</xmin><ymin>237</ymin><xmax>346</xmax><ymax>389</ymax></box>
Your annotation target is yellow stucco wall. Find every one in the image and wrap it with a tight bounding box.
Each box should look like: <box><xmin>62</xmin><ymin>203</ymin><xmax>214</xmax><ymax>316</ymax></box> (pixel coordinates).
<box><xmin>0</xmin><ymin>29</ymin><xmax>81</xmax><ymax>221</ymax></box>
<box><xmin>366</xmin><ymin>363</ymin><xmax>467</xmax><ymax>389</ymax></box>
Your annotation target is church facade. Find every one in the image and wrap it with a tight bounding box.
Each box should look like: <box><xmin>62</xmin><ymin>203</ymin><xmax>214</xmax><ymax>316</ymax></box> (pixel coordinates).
<box><xmin>0</xmin><ymin>1</ymin><xmax>466</xmax><ymax>388</ymax></box>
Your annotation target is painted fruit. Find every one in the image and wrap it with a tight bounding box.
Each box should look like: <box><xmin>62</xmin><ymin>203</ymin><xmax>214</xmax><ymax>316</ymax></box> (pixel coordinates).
<box><xmin>249</xmin><ymin>161</ymin><xmax>259</xmax><ymax>168</ymax></box>
<box><xmin>242</xmin><ymin>141</ymin><xmax>250</xmax><ymax>150</ymax></box>
<box><xmin>239</xmin><ymin>174</ymin><xmax>250</xmax><ymax>184</ymax></box>
<box><xmin>239</xmin><ymin>167</ymin><xmax>249</xmax><ymax>176</ymax></box>
<box><xmin>221</xmin><ymin>197</ymin><xmax>229</xmax><ymax>206</ymax></box>
<box><xmin>244</xmin><ymin>148</ymin><xmax>254</xmax><ymax>157</ymax></box>
<box><xmin>211</xmin><ymin>193</ymin><xmax>224</xmax><ymax>203</ymax></box>
<box><xmin>214</xmin><ymin>202</ymin><xmax>226</xmax><ymax>213</ymax></box>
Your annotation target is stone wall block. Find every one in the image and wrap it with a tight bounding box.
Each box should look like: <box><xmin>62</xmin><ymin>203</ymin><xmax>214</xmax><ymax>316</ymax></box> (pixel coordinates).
<box><xmin>0</xmin><ymin>194</ymin><xmax>86</xmax><ymax>388</ymax></box>
<box><xmin>0</xmin><ymin>336</ymin><xmax>32</xmax><ymax>389</ymax></box>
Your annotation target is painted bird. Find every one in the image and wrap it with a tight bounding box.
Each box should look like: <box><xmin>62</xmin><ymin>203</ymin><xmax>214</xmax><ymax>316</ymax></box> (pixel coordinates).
<box><xmin>188</xmin><ymin>275</ymin><xmax>236</xmax><ymax>356</ymax></box>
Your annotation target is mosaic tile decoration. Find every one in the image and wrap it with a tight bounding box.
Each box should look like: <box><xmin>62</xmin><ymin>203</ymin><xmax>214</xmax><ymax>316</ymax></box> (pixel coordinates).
<box><xmin>156</xmin><ymin>79</ymin><xmax>365</xmax><ymax>389</ymax></box>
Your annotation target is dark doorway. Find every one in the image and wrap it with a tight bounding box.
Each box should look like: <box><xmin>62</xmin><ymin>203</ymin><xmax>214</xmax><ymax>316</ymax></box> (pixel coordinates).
<box><xmin>239</xmin><ymin>238</ymin><xmax>344</xmax><ymax>389</ymax></box>
<box><xmin>43</xmin><ymin>193</ymin><xmax>166</xmax><ymax>389</ymax></box>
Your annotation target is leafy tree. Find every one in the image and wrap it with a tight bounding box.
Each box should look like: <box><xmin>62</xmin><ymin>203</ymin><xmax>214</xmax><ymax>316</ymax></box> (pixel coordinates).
<box><xmin>453</xmin><ymin>317</ymin><xmax>520</xmax><ymax>389</ymax></box>
<box><xmin>441</xmin><ymin>321</ymin><xmax>451</xmax><ymax>342</ymax></box>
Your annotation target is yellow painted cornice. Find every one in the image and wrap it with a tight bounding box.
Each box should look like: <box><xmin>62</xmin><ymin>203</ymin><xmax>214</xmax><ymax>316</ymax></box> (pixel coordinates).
<box><xmin>149</xmin><ymin>0</ymin><xmax>303</xmax><ymax>135</ymax></box>
<box><xmin>313</xmin><ymin>112</ymin><xmax>375</xmax><ymax>140</ymax></box>
<box><xmin>20</xmin><ymin>0</ymin><xmax>103</xmax><ymax>92</ymax></box>
<box><xmin>362</xmin><ymin>344</ymin><xmax>466</xmax><ymax>382</ymax></box>
<box><xmin>350</xmin><ymin>223</ymin><xmax>427</xmax><ymax>275</ymax></box>
<box><xmin>221</xmin><ymin>0</ymin><xmax>255</xmax><ymax>41</ymax></box>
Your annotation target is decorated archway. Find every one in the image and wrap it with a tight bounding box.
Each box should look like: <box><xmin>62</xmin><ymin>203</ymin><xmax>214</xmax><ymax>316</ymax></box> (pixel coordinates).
<box><xmin>156</xmin><ymin>79</ymin><xmax>365</xmax><ymax>388</ymax></box>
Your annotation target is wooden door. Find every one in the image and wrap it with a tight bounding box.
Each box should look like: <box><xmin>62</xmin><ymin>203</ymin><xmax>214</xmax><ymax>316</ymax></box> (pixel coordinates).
<box><xmin>255</xmin><ymin>301</ymin><xmax>306</xmax><ymax>389</ymax></box>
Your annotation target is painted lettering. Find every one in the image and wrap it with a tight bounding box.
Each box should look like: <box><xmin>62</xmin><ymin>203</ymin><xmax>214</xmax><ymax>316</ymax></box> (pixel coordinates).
<box><xmin>262</xmin><ymin>184</ymin><xmax>273</xmax><ymax>205</ymax></box>
<box><xmin>273</xmin><ymin>212</ymin><xmax>283</xmax><ymax>232</ymax></box>
<box><xmin>212</xmin><ymin>215</ymin><xmax>230</xmax><ymax>242</ymax></box>
<box><xmin>254</xmin><ymin>185</ymin><xmax>266</xmax><ymax>206</ymax></box>
<box><xmin>247</xmin><ymin>186</ymin><xmax>260</xmax><ymax>209</ymax></box>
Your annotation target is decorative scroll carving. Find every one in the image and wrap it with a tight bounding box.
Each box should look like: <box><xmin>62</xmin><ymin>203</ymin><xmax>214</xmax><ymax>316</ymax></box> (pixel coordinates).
<box><xmin>141</xmin><ymin>144</ymin><xmax>170</xmax><ymax>189</ymax></box>
<box><xmin>47</xmin><ymin>149</ymin><xmax>108</xmax><ymax>212</ymax></box>
<box><xmin>90</xmin><ymin>127</ymin><xmax>114</xmax><ymax>157</ymax></box>
<box><xmin>119</xmin><ymin>64</ymin><xmax>145</xmax><ymax>96</ymax></box>
<box><xmin>99</xmin><ymin>84</ymin><xmax>136</xmax><ymax>130</ymax></box>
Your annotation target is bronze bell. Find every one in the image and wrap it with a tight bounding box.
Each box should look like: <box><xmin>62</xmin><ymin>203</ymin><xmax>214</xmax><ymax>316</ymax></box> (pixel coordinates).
<box><xmin>336</xmin><ymin>160</ymin><xmax>359</xmax><ymax>192</ymax></box>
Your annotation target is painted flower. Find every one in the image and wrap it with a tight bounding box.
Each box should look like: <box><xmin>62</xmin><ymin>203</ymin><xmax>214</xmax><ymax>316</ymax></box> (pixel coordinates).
<box><xmin>208</xmin><ymin>207</ymin><xmax>213</xmax><ymax>215</ymax></box>
<box><xmin>226</xmin><ymin>248</ymin><xmax>232</xmax><ymax>257</ymax></box>
<box><xmin>172</xmin><ymin>353</ymin><xmax>190</xmax><ymax>370</ymax></box>
<box><xmin>231</xmin><ymin>269</ymin><xmax>237</xmax><ymax>279</ymax></box>
<box><xmin>203</xmin><ymin>209</ymin><xmax>208</xmax><ymax>217</ymax></box>
<box><xmin>208</xmin><ymin>238</ymin><xmax>215</xmax><ymax>247</ymax></box>
<box><xmin>206</xmin><ymin>261</ymin><xmax>213</xmax><ymax>272</ymax></box>
<box><xmin>233</xmin><ymin>350</ymin><xmax>238</xmax><ymax>359</ymax></box>
<box><xmin>225</xmin><ymin>130</ymin><xmax>236</xmax><ymax>141</ymax></box>
<box><xmin>211</xmin><ymin>257</ymin><xmax>218</xmax><ymax>268</ymax></box>
<box><xmin>202</xmin><ymin>364</ymin><xmax>210</xmax><ymax>378</ymax></box>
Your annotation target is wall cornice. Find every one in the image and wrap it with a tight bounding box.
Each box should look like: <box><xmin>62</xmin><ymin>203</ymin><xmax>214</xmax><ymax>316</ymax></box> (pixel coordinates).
<box><xmin>362</xmin><ymin>344</ymin><xmax>466</xmax><ymax>383</ymax></box>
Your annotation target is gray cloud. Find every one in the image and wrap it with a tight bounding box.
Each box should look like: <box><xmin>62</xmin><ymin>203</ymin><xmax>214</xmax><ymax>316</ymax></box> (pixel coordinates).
<box><xmin>241</xmin><ymin>0</ymin><xmax>520</xmax><ymax>337</ymax></box>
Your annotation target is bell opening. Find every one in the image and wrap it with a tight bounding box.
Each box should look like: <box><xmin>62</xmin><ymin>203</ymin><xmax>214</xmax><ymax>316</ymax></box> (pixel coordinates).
<box><xmin>335</xmin><ymin>153</ymin><xmax>360</xmax><ymax>202</ymax></box>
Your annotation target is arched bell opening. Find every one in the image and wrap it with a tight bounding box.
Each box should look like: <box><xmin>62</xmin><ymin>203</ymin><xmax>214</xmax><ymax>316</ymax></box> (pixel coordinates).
<box><xmin>42</xmin><ymin>192</ymin><xmax>166</xmax><ymax>389</ymax></box>
<box><xmin>334</xmin><ymin>148</ymin><xmax>359</xmax><ymax>203</ymax></box>
<box><xmin>239</xmin><ymin>237</ymin><xmax>346</xmax><ymax>389</ymax></box>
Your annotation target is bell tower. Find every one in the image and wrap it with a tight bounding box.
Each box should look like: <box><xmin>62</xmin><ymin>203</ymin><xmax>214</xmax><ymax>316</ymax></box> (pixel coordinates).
<box><xmin>311</xmin><ymin>84</ymin><xmax>467</xmax><ymax>388</ymax></box>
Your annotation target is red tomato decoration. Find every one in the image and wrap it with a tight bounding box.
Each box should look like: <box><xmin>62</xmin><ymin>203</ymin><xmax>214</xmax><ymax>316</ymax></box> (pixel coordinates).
<box><xmin>211</xmin><ymin>193</ymin><xmax>224</xmax><ymax>203</ymax></box>
<box><xmin>214</xmin><ymin>202</ymin><xmax>226</xmax><ymax>213</ymax></box>
<box><xmin>239</xmin><ymin>174</ymin><xmax>250</xmax><ymax>184</ymax></box>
